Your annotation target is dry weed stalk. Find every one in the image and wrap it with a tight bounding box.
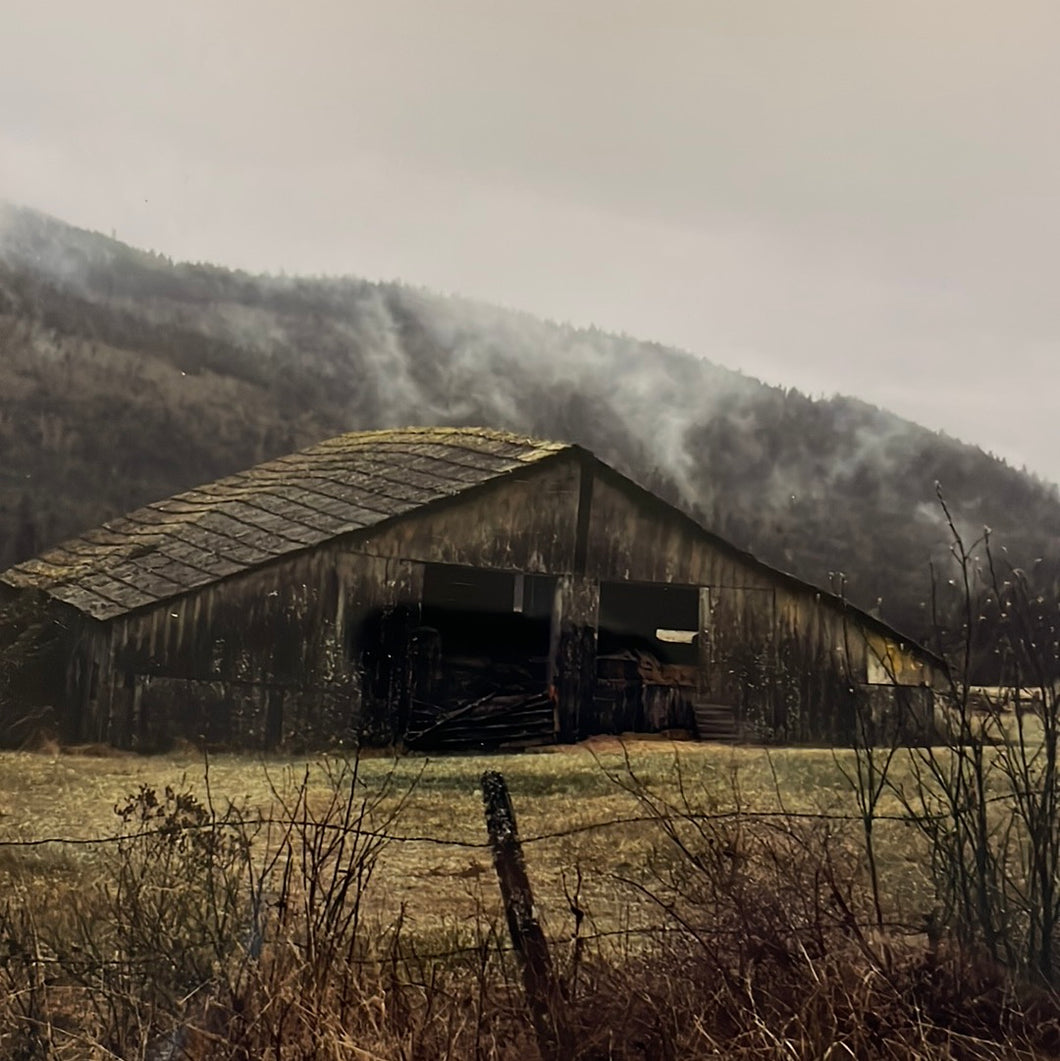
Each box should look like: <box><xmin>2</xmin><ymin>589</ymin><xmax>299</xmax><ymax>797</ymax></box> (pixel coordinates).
<box><xmin>2</xmin><ymin>738</ymin><xmax>1060</xmax><ymax>1058</ymax></box>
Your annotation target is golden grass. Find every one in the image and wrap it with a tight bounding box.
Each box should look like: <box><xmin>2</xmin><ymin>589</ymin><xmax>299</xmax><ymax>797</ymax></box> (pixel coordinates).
<box><xmin>0</xmin><ymin>737</ymin><xmax>936</xmax><ymax>945</ymax></box>
<box><xmin>2</xmin><ymin>739</ymin><xmax>1053</xmax><ymax>1059</ymax></box>
<box><xmin>0</xmin><ymin>737</ymin><xmax>860</xmax><ymax>837</ymax></box>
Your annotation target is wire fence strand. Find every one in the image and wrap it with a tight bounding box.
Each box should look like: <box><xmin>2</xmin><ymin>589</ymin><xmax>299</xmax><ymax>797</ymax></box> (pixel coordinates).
<box><xmin>0</xmin><ymin>804</ymin><xmax>937</xmax><ymax>852</ymax></box>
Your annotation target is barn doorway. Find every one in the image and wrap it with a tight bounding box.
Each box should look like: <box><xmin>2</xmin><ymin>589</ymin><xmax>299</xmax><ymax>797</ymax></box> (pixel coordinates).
<box><xmin>594</xmin><ymin>580</ymin><xmax>700</xmax><ymax>733</ymax></box>
<box><xmin>597</xmin><ymin>581</ymin><xmax>700</xmax><ymax>664</ymax></box>
<box><xmin>408</xmin><ymin>564</ymin><xmax>557</xmax><ymax>748</ymax></box>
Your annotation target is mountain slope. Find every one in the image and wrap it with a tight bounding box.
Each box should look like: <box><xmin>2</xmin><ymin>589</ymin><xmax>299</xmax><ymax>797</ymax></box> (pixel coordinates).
<box><xmin>2</xmin><ymin>202</ymin><xmax>1058</xmax><ymax>641</ymax></box>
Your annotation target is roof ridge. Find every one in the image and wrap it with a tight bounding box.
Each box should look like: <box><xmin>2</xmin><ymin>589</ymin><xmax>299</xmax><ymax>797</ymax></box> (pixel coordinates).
<box><xmin>314</xmin><ymin>425</ymin><xmax>569</xmax><ymax>446</ymax></box>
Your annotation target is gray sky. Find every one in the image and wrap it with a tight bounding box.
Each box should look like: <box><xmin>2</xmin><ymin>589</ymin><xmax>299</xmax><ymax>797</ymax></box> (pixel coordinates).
<box><xmin>4</xmin><ymin>0</ymin><xmax>1060</xmax><ymax>484</ymax></box>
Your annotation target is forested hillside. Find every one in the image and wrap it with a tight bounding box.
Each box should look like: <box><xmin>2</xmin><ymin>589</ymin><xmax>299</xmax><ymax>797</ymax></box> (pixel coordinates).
<box><xmin>2</xmin><ymin>203</ymin><xmax>1059</xmax><ymax>642</ymax></box>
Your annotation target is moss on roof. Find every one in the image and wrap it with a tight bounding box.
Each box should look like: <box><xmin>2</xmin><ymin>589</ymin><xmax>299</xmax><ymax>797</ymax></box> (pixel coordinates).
<box><xmin>0</xmin><ymin>427</ymin><xmax>571</xmax><ymax>620</ymax></box>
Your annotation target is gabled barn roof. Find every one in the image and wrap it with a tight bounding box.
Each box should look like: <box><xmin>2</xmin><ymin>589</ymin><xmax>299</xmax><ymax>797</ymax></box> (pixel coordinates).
<box><xmin>1</xmin><ymin>428</ymin><xmax>568</xmax><ymax>621</ymax></box>
<box><xmin>0</xmin><ymin>426</ymin><xmax>946</xmax><ymax>669</ymax></box>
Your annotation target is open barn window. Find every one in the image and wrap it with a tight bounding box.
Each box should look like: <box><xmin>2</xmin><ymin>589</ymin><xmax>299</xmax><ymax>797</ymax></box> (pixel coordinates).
<box><xmin>598</xmin><ymin>581</ymin><xmax>700</xmax><ymax>665</ymax></box>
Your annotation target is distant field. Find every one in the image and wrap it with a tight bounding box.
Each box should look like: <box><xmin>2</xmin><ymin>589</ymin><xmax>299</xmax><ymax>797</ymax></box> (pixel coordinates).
<box><xmin>0</xmin><ymin>737</ymin><xmax>932</xmax><ymax>941</ymax></box>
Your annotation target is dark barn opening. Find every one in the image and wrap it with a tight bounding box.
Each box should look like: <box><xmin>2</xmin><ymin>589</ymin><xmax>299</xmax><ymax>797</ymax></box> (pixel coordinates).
<box><xmin>597</xmin><ymin>581</ymin><xmax>699</xmax><ymax>663</ymax></box>
<box><xmin>594</xmin><ymin>580</ymin><xmax>700</xmax><ymax>734</ymax></box>
<box><xmin>406</xmin><ymin>564</ymin><xmax>557</xmax><ymax>749</ymax></box>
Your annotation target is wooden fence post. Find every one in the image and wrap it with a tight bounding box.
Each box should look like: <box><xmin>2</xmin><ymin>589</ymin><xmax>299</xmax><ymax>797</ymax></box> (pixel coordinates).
<box><xmin>481</xmin><ymin>769</ymin><xmax>574</xmax><ymax>1061</ymax></box>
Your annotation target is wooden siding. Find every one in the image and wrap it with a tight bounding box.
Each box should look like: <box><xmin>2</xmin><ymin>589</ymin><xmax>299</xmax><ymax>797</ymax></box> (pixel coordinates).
<box><xmin>582</xmin><ymin>467</ymin><xmax>936</xmax><ymax>744</ymax></box>
<box><xmin>348</xmin><ymin>458</ymin><xmax>581</xmax><ymax>574</ymax></box>
<box><xmin>74</xmin><ymin>460</ymin><xmax>580</xmax><ymax>748</ymax></box>
<box><xmin>584</xmin><ymin>469</ymin><xmax>775</xmax><ymax>589</ymax></box>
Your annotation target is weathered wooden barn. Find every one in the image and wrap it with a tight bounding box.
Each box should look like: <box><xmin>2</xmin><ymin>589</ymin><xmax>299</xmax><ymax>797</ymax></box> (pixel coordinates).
<box><xmin>0</xmin><ymin>427</ymin><xmax>943</xmax><ymax>751</ymax></box>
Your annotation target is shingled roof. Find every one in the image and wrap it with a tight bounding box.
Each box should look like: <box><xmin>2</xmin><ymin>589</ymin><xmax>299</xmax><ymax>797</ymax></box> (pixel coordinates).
<box><xmin>1</xmin><ymin>427</ymin><xmax>569</xmax><ymax>622</ymax></box>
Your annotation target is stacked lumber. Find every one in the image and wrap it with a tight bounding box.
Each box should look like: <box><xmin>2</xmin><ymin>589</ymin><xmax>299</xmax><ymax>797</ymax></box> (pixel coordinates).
<box><xmin>406</xmin><ymin>690</ymin><xmax>555</xmax><ymax>751</ymax></box>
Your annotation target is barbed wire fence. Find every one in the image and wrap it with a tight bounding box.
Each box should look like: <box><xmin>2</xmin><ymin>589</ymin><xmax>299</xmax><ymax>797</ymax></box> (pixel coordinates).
<box><xmin>0</xmin><ymin>765</ymin><xmax>967</xmax><ymax>1061</ymax></box>
<box><xmin>0</xmin><ymin>802</ymin><xmax>963</xmax><ymax>852</ymax></box>
<box><xmin>0</xmin><ymin>786</ymin><xmax>937</xmax><ymax>946</ymax></box>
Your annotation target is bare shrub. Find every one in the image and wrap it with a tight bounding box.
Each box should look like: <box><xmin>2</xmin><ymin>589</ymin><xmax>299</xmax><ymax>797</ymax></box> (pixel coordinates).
<box><xmin>584</xmin><ymin>744</ymin><xmax>1060</xmax><ymax>1060</ymax></box>
<box><xmin>0</xmin><ymin>752</ymin><xmax>447</xmax><ymax>1058</ymax></box>
<box><xmin>0</xmin><ymin>900</ymin><xmax>56</xmax><ymax>1059</ymax></box>
<box><xmin>868</xmin><ymin>492</ymin><xmax>1060</xmax><ymax>988</ymax></box>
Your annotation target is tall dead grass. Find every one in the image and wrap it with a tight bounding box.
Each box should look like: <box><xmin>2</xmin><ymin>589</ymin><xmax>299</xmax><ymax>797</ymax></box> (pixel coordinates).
<box><xmin>1</xmin><ymin>750</ymin><xmax>1058</xmax><ymax>1059</ymax></box>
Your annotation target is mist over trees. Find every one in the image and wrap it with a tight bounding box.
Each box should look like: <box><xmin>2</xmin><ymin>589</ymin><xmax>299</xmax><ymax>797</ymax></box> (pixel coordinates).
<box><xmin>2</xmin><ymin>202</ymin><xmax>1059</xmax><ymax>643</ymax></box>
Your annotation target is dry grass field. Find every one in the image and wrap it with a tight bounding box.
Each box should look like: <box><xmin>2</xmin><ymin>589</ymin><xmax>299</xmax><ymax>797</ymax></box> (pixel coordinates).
<box><xmin>0</xmin><ymin>737</ymin><xmax>922</xmax><ymax>934</ymax></box>
<box><xmin>0</xmin><ymin>738</ymin><xmax>1053</xmax><ymax>1059</ymax></box>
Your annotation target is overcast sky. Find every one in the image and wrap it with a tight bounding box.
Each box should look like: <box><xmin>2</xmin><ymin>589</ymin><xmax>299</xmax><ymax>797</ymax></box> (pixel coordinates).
<box><xmin>3</xmin><ymin>1</ymin><xmax>1059</xmax><ymax>483</ymax></box>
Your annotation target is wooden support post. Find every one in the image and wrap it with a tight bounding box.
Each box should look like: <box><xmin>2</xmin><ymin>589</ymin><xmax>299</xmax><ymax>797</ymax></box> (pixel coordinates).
<box><xmin>548</xmin><ymin>575</ymin><xmax>598</xmax><ymax>743</ymax></box>
<box><xmin>481</xmin><ymin>770</ymin><xmax>573</xmax><ymax>1061</ymax></box>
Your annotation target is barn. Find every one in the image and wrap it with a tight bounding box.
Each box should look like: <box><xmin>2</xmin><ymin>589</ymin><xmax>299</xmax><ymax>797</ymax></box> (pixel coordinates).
<box><xmin>0</xmin><ymin>427</ymin><xmax>943</xmax><ymax>751</ymax></box>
